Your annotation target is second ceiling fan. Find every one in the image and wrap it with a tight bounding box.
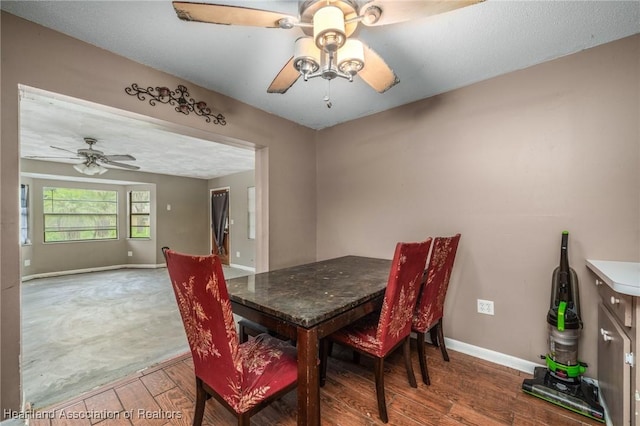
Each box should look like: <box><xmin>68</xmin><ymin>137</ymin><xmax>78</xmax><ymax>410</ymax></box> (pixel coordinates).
<box><xmin>172</xmin><ymin>0</ymin><xmax>483</xmax><ymax>97</ymax></box>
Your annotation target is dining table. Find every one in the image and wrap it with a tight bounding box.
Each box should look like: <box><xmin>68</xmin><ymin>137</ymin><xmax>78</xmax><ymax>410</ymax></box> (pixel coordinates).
<box><xmin>225</xmin><ymin>255</ymin><xmax>392</xmax><ymax>426</ymax></box>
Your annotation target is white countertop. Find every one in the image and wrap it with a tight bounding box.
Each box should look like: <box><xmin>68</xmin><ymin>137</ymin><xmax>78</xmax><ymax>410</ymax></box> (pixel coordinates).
<box><xmin>586</xmin><ymin>259</ymin><xmax>640</xmax><ymax>296</ymax></box>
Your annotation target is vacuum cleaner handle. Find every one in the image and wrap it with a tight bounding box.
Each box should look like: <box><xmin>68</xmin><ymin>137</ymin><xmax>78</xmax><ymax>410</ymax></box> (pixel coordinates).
<box><xmin>549</xmin><ymin>231</ymin><xmax>582</xmax><ymax>323</ymax></box>
<box><xmin>558</xmin><ymin>231</ymin><xmax>570</xmax><ymax>302</ymax></box>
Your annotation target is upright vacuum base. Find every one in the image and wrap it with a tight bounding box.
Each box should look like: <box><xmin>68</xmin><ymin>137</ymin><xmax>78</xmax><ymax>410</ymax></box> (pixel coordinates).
<box><xmin>522</xmin><ymin>366</ymin><xmax>605</xmax><ymax>423</ymax></box>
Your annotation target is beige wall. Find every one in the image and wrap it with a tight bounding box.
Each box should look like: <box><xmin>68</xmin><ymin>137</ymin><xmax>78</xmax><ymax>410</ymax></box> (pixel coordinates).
<box><xmin>317</xmin><ymin>34</ymin><xmax>639</xmax><ymax>373</ymax></box>
<box><xmin>20</xmin><ymin>157</ymin><xmax>214</xmax><ymax>276</ymax></box>
<box><xmin>209</xmin><ymin>170</ymin><xmax>256</xmax><ymax>269</ymax></box>
<box><xmin>1</xmin><ymin>12</ymin><xmax>317</xmax><ymax>415</ymax></box>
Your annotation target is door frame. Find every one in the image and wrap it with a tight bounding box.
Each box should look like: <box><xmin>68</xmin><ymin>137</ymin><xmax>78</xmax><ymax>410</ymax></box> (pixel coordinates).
<box><xmin>210</xmin><ymin>186</ymin><xmax>230</xmax><ymax>265</ymax></box>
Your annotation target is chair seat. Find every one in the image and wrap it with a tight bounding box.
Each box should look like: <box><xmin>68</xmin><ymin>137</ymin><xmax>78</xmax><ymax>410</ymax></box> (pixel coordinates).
<box><xmin>235</xmin><ymin>334</ymin><xmax>298</xmax><ymax>413</ymax></box>
<box><xmin>329</xmin><ymin>312</ymin><xmax>384</xmax><ymax>357</ymax></box>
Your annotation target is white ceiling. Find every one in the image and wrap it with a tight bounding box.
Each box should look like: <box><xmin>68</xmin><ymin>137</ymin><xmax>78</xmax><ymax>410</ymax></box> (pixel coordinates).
<box><xmin>19</xmin><ymin>87</ymin><xmax>255</xmax><ymax>180</ymax></box>
<box><xmin>4</xmin><ymin>0</ymin><xmax>639</xmax><ymax>179</ymax></box>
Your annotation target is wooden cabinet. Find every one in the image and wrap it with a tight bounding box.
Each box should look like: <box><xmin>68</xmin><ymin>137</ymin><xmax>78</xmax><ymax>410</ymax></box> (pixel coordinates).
<box><xmin>587</xmin><ymin>260</ymin><xmax>640</xmax><ymax>426</ymax></box>
<box><xmin>598</xmin><ymin>302</ymin><xmax>632</xmax><ymax>425</ymax></box>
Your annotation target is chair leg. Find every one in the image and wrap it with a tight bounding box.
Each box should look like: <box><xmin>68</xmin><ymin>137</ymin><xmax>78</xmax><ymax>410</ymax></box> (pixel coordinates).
<box><xmin>373</xmin><ymin>358</ymin><xmax>389</xmax><ymax>423</ymax></box>
<box><xmin>436</xmin><ymin>319</ymin><xmax>450</xmax><ymax>362</ymax></box>
<box><xmin>429</xmin><ymin>326</ymin><xmax>439</xmax><ymax>348</ymax></box>
<box><xmin>319</xmin><ymin>338</ymin><xmax>329</xmax><ymax>387</ymax></box>
<box><xmin>193</xmin><ymin>378</ymin><xmax>206</xmax><ymax>426</ymax></box>
<box><xmin>403</xmin><ymin>337</ymin><xmax>417</xmax><ymax>388</ymax></box>
<box><xmin>238</xmin><ymin>413</ymin><xmax>251</xmax><ymax>426</ymax></box>
<box><xmin>239</xmin><ymin>324</ymin><xmax>249</xmax><ymax>343</ymax></box>
<box><xmin>415</xmin><ymin>331</ymin><xmax>430</xmax><ymax>385</ymax></box>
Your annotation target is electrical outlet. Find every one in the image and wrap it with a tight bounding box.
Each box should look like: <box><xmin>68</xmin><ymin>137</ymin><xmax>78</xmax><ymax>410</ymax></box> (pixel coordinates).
<box><xmin>236</xmin><ymin>251</ymin><xmax>241</xmax><ymax>258</ymax></box>
<box><xmin>477</xmin><ymin>299</ymin><xmax>494</xmax><ymax>315</ymax></box>
<box><xmin>127</xmin><ymin>251</ymin><xmax>133</xmax><ymax>257</ymax></box>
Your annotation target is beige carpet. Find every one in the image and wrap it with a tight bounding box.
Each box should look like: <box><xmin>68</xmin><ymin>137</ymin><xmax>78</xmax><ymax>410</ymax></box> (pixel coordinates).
<box><xmin>21</xmin><ymin>266</ymin><xmax>251</xmax><ymax>409</ymax></box>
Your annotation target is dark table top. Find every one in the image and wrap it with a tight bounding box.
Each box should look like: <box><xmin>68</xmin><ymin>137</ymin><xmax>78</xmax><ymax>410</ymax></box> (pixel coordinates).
<box><xmin>225</xmin><ymin>256</ymin><xmax>392</xmax><ymax>328</ymax></box>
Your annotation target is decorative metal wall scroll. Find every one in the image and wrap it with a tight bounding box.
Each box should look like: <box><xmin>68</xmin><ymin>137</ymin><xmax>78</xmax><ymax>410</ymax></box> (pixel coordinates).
<box><xmin>125</xmin><ymin>83</ymin><xmax>226</xmax><ymax>125</ymax></box>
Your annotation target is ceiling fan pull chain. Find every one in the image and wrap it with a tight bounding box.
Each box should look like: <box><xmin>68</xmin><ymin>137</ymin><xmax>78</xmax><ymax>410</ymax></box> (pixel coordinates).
<box><xmin>324</xmin><ymin>80</ymin><xmax>332</xmax><ymax>108</ymax></box>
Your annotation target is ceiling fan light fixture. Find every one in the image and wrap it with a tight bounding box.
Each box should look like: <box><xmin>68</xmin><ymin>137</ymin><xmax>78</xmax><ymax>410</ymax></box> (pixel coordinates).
<box><xmin>73</xmin><ymin>161</ymin><xmax>108</xmax><ymax>176</ymax></box>
<box><xmin>313</xmin><ymin>5</ymin><xmax>346</xmax><ymax>53</ymax></box>
<box><xmin>73</xmin><ymin>163</ymin><xmax>87</xmax><ymax>174</ymax></box>
<box><xmin>294</xmin><ymin>37</ymin><xmax>321</xmax><ymax>80</ymax></box>
<box><xmin>337</xmin><ymin>39</ymin><xmax>365</xmax><ymax>76</ymax></box>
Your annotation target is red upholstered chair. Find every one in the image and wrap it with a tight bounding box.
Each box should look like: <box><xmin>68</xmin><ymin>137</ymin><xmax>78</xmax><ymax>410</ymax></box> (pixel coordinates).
<box><xmin>319</xmin><ymin>240</ymin><xmax>432</xmax><ymax>423</ymax></box>
<box><xmin>412</xmin><ymin>234</ymin><xmax>461</xmax><ymax>385</ymax></box>
<box><xmin>162</xmin><ymin>248</ymin><xmax>297</xmax><ymax>426</ymax></box>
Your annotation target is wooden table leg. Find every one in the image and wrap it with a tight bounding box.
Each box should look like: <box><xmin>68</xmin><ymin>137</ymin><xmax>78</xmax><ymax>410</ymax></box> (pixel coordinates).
<box><xmin>296</xmin><ymin>326</ymin><xmax>320</xmax><ymax>426</ymax></box>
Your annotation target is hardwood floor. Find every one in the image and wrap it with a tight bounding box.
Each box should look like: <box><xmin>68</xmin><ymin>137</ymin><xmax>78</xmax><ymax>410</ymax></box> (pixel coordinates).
<box><xmin>28</xmin><ymin>341</ymin><xmax>604</xmax><ymax>426</ymax></box>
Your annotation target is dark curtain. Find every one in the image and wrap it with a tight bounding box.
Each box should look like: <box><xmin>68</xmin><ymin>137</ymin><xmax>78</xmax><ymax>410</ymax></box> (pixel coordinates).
<box><xmin>211</xmin><ymin>191</ymin><xmax>229</xmax><ymax>256</ymax></box>
<box><xmin>20</xmin><ymin>184</ymin><xmax>29</xmax><ymax>244</ymax></box>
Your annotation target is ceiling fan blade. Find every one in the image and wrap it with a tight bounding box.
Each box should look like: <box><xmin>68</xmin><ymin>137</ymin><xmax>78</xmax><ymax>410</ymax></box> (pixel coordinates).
<box><xmin>103</xmin><ymin>154</ymin><xmax>136</xmax><ymax>162</ymax></box>
<box><xmin>24</xmin><ymin>156</ymin><xmax>79</xmax><ymax>160</ymax></box>
<box><xmin>267</xmin><ymin>57</ymin><xmax>300</xmax><ymax>94</ymax></box>
<box><xmin>172</xmin><ymin>2</ymin><xmax>297</xmax><ymax>28</ymax></box>
<box><xmin>50</xmin><ymin>145</ymin><xmax>79</xmax><ymax>155</ymax></box>
<box><xmin>360</xmin><ymin>0</ymin><xmax>483</xmax><ymax>26</ymax></box>
<box><xmin>102</xmin><ymin>160</ymin><xmax>140</xmax><ymax>170</ymax></box>
<box><xmin>358</xmin><ymin>44</ymin><xmax>399</xmax><ymax>93</ymax></box>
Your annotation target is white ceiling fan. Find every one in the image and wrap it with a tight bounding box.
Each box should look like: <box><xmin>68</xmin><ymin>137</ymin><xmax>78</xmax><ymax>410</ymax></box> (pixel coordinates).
<box><xmin>172</xmin><ymin>0</ymin><xmax>483</xmax><ymax>101</ymax></box>
<box><xmin>25</xmin><ymin>137</ymin><xmax>140</xmax><ymax>175</ymax></box>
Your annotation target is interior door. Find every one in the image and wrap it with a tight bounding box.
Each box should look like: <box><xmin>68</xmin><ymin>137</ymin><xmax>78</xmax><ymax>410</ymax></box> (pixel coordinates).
<box><xmin>211</xmin><ymin>188</ymin><xmax>230</xmax><ymax>265</ymax></box>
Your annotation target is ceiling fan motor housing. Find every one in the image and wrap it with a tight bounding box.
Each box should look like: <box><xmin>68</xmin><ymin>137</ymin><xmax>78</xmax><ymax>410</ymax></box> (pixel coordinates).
<box><xmin>299</xmin><ymin>0</ymin><xmax>359</xmax><ymax>38</ymax></box>
<box><xmin>78</xmin><ymin>137</ymin><xmax>104</xmax><ymax>156</ymax></box>
<box><xmin>313</xmin><ymin>6</ymin><xmax>346</xmax><ymax>52</ymax></box>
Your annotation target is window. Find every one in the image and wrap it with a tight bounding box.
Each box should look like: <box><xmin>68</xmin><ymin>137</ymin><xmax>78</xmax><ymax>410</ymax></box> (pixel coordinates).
<box><xmin>129</xmin><ymin>190</ymin><xmax>150</xmax><ymax>238</ymax></box>
<box><xmin>20</xmin><ymin>184</ymin><xmax>30</xmax><ymax>244</ymax></box>
<box><xmin>43</xmin><ymin>187</ymin><xmax>118</xmax><ymax>242</ymax></box>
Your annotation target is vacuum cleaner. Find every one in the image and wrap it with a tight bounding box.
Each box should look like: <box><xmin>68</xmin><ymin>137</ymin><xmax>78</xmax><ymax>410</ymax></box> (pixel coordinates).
<box><xmin>521</xmin><ymin>231</ymin><xmax>605</xmax><ymax>422</ymax></box>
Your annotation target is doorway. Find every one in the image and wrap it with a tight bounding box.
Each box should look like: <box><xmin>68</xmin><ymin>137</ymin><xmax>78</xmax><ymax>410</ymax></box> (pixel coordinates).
<box><xmin>17</xmin><ymin>87</ymin><xmax>261</xmax><ymax>409</ymax></box>
<box><xmin>211</xmin><ymin>187</ymin><xmax>230</xmax><ymax>265</ymax></box>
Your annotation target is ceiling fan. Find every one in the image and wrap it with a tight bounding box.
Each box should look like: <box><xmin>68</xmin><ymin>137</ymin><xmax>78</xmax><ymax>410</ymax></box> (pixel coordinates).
<box><xmin>25</xmin><ymin>137</ymin><xmax>140</xmax><ymax>176</ymax></box>
<box><xmin>172</xmin><ymin>0</ymin><xmax>483</xmax><ymax>101</ymax></box>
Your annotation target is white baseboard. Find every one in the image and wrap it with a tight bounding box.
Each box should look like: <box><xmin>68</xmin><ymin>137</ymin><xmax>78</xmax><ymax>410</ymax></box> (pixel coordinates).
<box><xmin>444</xmin><ymin>337</ymin><xmax>543</xmax><ymax>374</ymax></box>
<box><xmin>229</xmin><ymin>263</ymin><xmax>256</xmax><ymax>272</ymax></box>
<box><xmin>21</xmin><ymin>264</ymin><xmax>165</xmax><ymax>282</ymax></box>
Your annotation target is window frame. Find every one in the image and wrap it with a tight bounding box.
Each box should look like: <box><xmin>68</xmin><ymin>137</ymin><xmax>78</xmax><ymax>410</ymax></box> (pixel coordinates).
<box><xmin>128</xmin><ymin>190</ymin><xmax>151</xmax><ymax>239</ymax></box>
<box><xmin>42</xmin><ymin>186</ymin><xmax>118</xmax><ymax>243</ymax></box>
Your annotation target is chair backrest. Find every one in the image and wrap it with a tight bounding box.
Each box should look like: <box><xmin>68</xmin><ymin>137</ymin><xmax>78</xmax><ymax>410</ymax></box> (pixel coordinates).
<box><xmin>376</xmin><ymin>239</ymin><xmax>432</xmax><ymax>355</ymax></box>
<box><xmin>413</xmin><ymin>234</ymin><xmax>461</xmax><ymax>332</ymax></box>
<box><xmin>163</xmin><ymin>248</ymin><xmax>242</xmax><ymax>399</ymax></box>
